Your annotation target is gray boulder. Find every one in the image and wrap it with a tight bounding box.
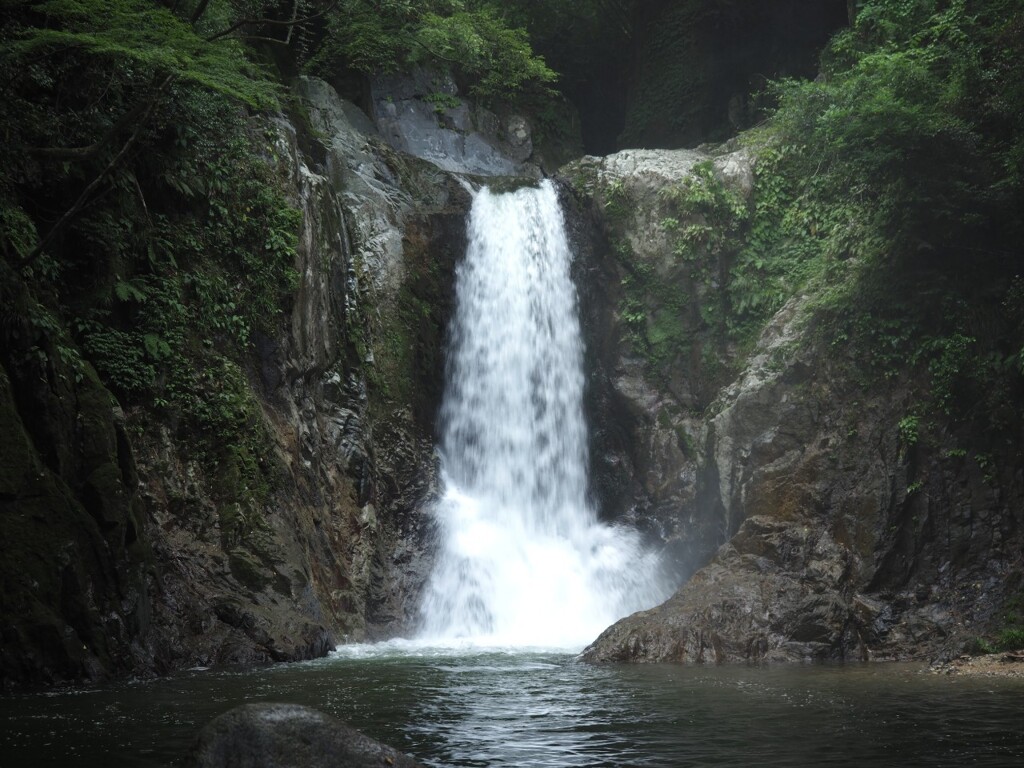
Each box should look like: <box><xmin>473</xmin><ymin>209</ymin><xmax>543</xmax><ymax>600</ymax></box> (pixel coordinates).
<box><xmin>187</xmin><ymin>703</ymin><xmax>424</xmax><ymax>768</ymax></box>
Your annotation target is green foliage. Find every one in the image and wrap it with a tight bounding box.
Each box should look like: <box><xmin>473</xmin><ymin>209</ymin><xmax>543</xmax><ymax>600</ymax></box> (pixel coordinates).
<box><xmin>965</xmin><ymin>636</ymin><xmax>995</xmax><ymax>655</ymax></box>
<box><xmin>897</xmin><ymin>414</ymin><xmax>920</xmax><ymax>446</ymax></box>
<box><xmin>0</xmin><ymin>0</ymin><xmax>301</xmax><ymax>514</ymax></box>
<box><xmin>0</xmin><ymin>205</ymin><xmax>38</xmax><ymax>262</ymax></box>
<box><xmin>604</xmin><ymin>165</ymin><xmax>741</xmax><ymax>391</ymax></box>
<box><xmin>416</xmin><ymin>8</ymin><xmax>556</xmax><ymax>99</ymax></box>
<box><xmin>79</xmin><ymin>324</ymin><xmax>157</xmax><ymax>395</ymax></box>
<box><xmin>922</xmin><ymin>333</ymin><xmax>975</xmax><ymax>415</ymax></box>
<box><xmin>668</xmin><ymin>159</ymin><xmax>821</xmax><ymax>346</ymax></box>
<box><xmin>659</xmin><ymin>159</ymin><xmax>813</xmax><ymax>347</ymax></box>
<box><xmin>64</xmin><ymin>91</ymin><xmax>299</xmax><ymax>408</ymax></box>
<box><xmin>769</xmin><ymin>0</ymin><xmax>1024</xmax><ymax>255</ymax></box>
<box><xmin>995</xmin><ymin>628</ymin><xmax>1024</xmax><ymax>651</ymax></box>
<box><xmin>973</xmin><ymin>593</ymin><xmax>1024</xmax><ymax>653</ymax></box>
<box><xmin>734</xmin><ymin>0</ymin><xmax>1024</xmax><ymax>439</ymax></box>
<box><xmin>305</xmin><ymin>0</ymin><xmax>556</xmax><ymax>102</ymax></box>
<box><xmin>602</xmin><ymin>178</ymin><xmax>633</xmax><ymax>223</ymax></box>
<box><xmin>661</xmin><ymin>162</ymin><xmax>748</xmax><ymax>265</ymax></box>
<box><xmin>308</xmin><ymin>0</ymin><xmax>412</xmax><ymax>74</ymax></box>
<box><xmin>423</xmin><ymin>91</ymin><xmax>461</xmax><ymax>113</ymax></box>
<box><xmin>181</xmin><ymin>356</ymin><xmax>259</xmax><ymax>441</ymax></box>
<box><xmin>5</xmin><ymin>0</ymin><xmax>276</xmax><ymax>108</ymax></box>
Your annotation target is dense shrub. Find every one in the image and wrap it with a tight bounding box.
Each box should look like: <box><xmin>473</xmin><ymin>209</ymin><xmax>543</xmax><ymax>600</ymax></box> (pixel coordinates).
<box><xmin>0</xmin><ymin>0</ymin><xmax>299</xmax><ymax>506</ymax></box>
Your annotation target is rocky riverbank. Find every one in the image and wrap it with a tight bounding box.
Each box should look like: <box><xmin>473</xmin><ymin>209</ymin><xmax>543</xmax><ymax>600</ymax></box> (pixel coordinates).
<box><xmin>929</xmin><ymin>651</ymin><xmax>1024</xmax><ymax>678</ymax></box>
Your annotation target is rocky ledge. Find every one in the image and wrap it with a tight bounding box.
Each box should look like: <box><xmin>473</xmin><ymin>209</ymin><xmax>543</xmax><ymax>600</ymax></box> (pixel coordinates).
<box><xmin>929</xmin><ymin>652</ymin><xmax>1024</xmax><ymax>678</ymax></box>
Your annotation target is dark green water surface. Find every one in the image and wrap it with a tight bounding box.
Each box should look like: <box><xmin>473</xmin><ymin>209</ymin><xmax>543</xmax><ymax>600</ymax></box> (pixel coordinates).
<box><xmin>2</xmin><ymin>643</ymin><xmax>1022</xmax><ymax>767</ymax></box>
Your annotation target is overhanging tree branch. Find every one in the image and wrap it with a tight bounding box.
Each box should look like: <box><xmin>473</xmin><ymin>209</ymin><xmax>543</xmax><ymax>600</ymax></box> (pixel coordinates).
<box><xmin>206</xmin><ymin>0</ymin><xmax>339</xmax><ymax>43</ymax></box>
<box><xmin>18</xmin><ymin>74</ymin><xmax>176</xmax><ymax>271</ymax></box>
<box><xmin>29</xmin><ymin>99</ymin><xmax>151</xmax><ymax>161</ymax></box>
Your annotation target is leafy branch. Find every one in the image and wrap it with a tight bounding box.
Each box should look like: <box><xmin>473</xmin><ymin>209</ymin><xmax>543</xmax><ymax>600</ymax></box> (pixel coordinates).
<box><xmin>5</xmin><ymin>0</ymin><xmax>321</xmax><ymax>268</ymax></box>
<box><xmin>19</xmin><ymin>73</ymin><xmax>175</xmax><ymax>270</ymax></box>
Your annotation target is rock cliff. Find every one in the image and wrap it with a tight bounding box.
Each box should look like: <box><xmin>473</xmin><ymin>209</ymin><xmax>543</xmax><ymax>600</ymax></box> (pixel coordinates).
<box><xmin>131</xmin><ymin>76</ymin><xmax>473</xmax><ymax>672</ymax></box>
<box><xmin>564</xmin><ymin>147</ymin><xmax>1024</xmax><ymax>664</ymax></box>
<box><xmin>563</xmin><ymin>147</ymin><xmax>755</xmax><ymax>577</ymax></box>
<box><xmin>1</xmin><ymin>77</ymin><xmax>471</xmax><ymax>685</ymax></box>
<box><xmin>5</xmin><ymin>72</ymin><xmax>1020</xmax><ymax>687</ymax></box>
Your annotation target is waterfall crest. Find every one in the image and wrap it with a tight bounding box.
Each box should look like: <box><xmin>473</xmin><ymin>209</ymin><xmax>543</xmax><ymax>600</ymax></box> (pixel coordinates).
<box><xmin>418</xmin><ymin>181</ymin><xmax>669</xmax><ymax>649</ymax></box>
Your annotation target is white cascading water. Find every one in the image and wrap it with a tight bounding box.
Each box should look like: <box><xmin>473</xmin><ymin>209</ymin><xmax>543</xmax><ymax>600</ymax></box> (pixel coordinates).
<box><xmin>418</xmin><ymin>180</ymin><xmax>670</xmax><ymax>649</ymax></box>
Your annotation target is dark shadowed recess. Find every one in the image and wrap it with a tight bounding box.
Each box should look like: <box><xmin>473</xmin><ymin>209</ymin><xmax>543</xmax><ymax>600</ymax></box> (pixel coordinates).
<box><xmin>599</xmin><ymin>0</ymin><xmax>851</xmax><ymax>151</ymax></box>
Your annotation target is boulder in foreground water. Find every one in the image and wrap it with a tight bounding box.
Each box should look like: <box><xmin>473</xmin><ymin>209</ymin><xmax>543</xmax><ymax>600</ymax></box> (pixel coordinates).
<box><xmin>187</xmin><ymin>702</ymin><xmax>424</xmax><ymax>768</ymax></box>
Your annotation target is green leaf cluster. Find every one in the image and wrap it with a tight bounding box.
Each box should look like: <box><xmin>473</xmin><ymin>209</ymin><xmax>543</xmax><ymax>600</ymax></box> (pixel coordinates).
<box><xmin>6</xmin><ymin>0</ymin><xmax>276</xmax><ymax>106</ymax></box>
<box><xmin>1</xmin><ymin>0</ymin><xmax>301</xmax><ymax>510</ymax></box>
<box><xmin>751</xmin><ymin>0</ymin><xmax>1024</xmax><ymax>435</ymax></box>
<box><xmin>304</xmin><ymin>0</ymin><xmax>556</xmax><ymax>101</ymax></box>
<box><xmin>769</xmin><ymin>0</ymin><xmax>1024</xmax><ymax>255</ymax></box>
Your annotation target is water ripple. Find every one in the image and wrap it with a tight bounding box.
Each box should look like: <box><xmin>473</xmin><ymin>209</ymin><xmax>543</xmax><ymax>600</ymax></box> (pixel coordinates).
<box><xmin>2</xmin><ymin>651</ymin><xmax>1023</xmax><ymax>767</ymax></box>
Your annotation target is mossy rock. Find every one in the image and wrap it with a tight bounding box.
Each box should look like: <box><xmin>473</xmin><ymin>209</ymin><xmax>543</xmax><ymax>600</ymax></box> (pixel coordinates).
<box><xmin>228</xmin><ymin>549</ymin><xmax>272</xmax><ymax>593</ymax></box>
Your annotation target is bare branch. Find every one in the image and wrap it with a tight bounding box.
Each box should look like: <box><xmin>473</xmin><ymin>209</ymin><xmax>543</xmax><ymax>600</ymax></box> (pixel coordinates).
<box><xmin>190</xmin><ymin>0</ymin><xmax>212</xmax><ymax>25</ymax></box>
<box><xmin>206</xmin><ymin>0</ymin><xmax>339</xmax><ymax>43</ymax></box>
<box><xmin>18</xmin><ymin>75</ymin><xmax>176</xmax><ymax>271</ymax></box>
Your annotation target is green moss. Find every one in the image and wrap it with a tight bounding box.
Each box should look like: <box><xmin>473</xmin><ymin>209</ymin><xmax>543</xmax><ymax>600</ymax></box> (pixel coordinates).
<box><xmin>606</xmin><ymin>162</ymin><xmax>756</xmax><ymax>394</ymax></box>
<box><xmin>564</xmin><ymin>160</ymin><xmax>600</xmax><ymax>199</ymax></box>
<box><xmin>362</xmin><ymin>217</ymin><xmax>454</xmax><ymax>423</ymax></box>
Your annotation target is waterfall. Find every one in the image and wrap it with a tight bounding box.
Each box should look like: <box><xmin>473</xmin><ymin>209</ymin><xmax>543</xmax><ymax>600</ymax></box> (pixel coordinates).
<box><xmin>418</xmin><ymin>180</ymin><xmax>669</xmax><ymax>649</ymax></box>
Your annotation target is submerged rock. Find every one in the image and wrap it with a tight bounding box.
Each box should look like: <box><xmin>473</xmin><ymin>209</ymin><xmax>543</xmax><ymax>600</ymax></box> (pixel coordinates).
<box><xmin>187</xmin><ymin>703</ymin><xmax>424</xmax><ymax>768</ymax></box>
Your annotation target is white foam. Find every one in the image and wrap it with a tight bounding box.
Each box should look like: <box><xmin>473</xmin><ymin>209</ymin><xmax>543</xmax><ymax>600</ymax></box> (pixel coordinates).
<box><xmin>416</xmin><ymin>181</ymin><xmax>671</xmax><ymax>649</ymax></box>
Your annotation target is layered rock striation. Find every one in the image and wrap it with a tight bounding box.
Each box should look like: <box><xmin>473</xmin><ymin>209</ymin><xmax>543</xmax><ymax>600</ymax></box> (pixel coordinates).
<box><xmin>1</xmin><ymin>77</ymin><xmax>472</xmax><ymax>686</ymax></box>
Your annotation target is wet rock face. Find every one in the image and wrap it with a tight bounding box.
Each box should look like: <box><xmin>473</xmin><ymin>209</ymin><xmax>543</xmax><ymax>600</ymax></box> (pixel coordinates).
<box><xmin>581</xmin><ymin>296</ymin><xmax>882</xmax><ymax>663</ymax></box>
<box><xmin>580</xmin><ymin>291</ymin><xmax>1024</xmax><ymax>664</ymax></box>
<box><xmin>370</xmin><ymin>69</ymin><xmax>540</xmax><ymax>177</ymax></box>
<box><xmin>568</xmin><ymin>148</ymin><xmax>1024</xmax><ymax>665</ymax></box>
<box><xmin>133</xmin><ymin>76</ymin><xmax>471</xmax><ymax>668</ymax></box>
<box><xmin>0</xmin><ymin>356</ymin><xmax>153</xmax><ymax>686</ymax></box>
<box><xmin>562</xmin><ymin>147</ymin><xmax>754</xmax><ymax>576</ymax></box>
<box><xmin>187</xmin><ymin>703</ymin><xmax>425</xmax><ymax>768</ymax></box>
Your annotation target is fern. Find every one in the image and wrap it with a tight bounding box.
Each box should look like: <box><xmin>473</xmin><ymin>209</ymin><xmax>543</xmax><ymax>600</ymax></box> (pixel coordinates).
<box><xmin>8</xmin><ymin>0</ymin><xmax>277</xmax><ymax>108</ymax></box>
